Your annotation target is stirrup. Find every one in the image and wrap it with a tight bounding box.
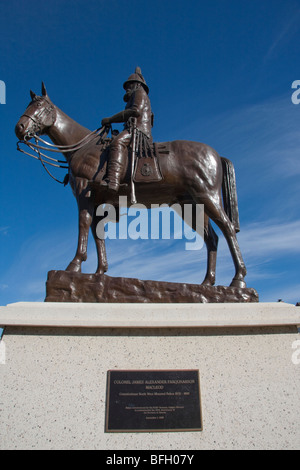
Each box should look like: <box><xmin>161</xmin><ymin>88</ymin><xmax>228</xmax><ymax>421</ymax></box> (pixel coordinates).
<box><xmin>100</xmin><ymin>179</ymin><xmax>119</xmax><ymax>191</ymax></box>
<box><xmin>103</xmin><ymin>180</ymin><xmax>128</xmax><ymax>190</ymax></box>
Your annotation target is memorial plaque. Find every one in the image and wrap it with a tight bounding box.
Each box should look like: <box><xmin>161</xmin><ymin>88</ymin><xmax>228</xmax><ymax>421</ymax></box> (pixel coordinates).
<box><xmin>105</xmin><ymin>370</ymin><xmax>202</xmax><ymax>432</ymax></box>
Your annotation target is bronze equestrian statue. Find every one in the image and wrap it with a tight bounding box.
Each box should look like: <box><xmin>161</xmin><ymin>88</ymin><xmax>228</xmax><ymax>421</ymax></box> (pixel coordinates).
<box><xmin>15</xmin><ymin>75</ymin><xmax>247</xmax><ymax>290</ymax></box>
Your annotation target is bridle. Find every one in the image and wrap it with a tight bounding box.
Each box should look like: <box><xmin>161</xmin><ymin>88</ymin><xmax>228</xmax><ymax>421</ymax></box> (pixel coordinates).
<box><xmin>21</xmin><ymin>98</ymin><xmax>56</xmax><ymax>138</ymax></box>
<box><xmin>17</xmin><ymin>98</ymin><xmax>110</xmax><ymax>184</ymax></box>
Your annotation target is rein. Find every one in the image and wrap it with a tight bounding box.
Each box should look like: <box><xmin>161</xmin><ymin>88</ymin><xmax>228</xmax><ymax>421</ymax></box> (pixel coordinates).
<box><xmin>17</xmin><ymin>126</ymin><xmax>110</xmax><ymax>185</ymax></box>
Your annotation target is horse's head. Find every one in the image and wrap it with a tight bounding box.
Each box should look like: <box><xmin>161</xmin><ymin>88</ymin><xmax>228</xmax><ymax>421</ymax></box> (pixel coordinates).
<box><xmin>15</xmin><ymin>82</ymin><xmax>56</xmax><ymax>141</ymax></box>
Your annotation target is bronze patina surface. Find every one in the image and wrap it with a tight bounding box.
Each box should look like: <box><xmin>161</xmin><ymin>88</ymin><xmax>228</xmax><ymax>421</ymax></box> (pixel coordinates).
<box><xmin>15</xmin><ymin>71</ymin><xmax>258</xmax><ymax>303</ymax></box>
<box><xmin>45</xmin><ymin>270</ymin><xmax>259</xmax><ymax>303</ymax></box>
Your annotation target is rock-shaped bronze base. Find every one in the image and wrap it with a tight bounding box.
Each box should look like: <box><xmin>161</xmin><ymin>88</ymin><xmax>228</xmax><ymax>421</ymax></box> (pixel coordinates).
<box><xmin>45</xmin><ymin>270</ymin><xmax>259</xmax><ymax>303</ymax></box>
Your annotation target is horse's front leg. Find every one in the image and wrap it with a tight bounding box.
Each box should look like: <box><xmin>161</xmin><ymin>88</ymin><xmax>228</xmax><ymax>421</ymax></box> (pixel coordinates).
<box><xmin>91</xmin><ymin>208</ymin><xmax>108</xmax><ymax>275</ymax></box>
<box><xmin>66</xmin><ymin>181</ymin><xmax>93</xmax><ymax>273</ymax></box>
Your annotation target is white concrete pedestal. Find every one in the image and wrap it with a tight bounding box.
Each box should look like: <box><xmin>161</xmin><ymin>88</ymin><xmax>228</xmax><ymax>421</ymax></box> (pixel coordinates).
<box><xmin>0</xmin><ymin>302</ymin><xmax>299</xmax><ymax>450</ymax></box>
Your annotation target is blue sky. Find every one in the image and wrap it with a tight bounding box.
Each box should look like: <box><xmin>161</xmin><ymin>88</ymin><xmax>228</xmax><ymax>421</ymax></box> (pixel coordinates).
<box><xmin>0</xmin><ymin>0</ymin><xmax>300</xmax><ymax>305</ymax></box>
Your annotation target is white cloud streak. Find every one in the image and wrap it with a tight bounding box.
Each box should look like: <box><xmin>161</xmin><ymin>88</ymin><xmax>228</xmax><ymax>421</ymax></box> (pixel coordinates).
<box><xmin>0</xmin><ymin>226</ymin><xmax>9</xmax><ymax>235</ymax></box>
<box><xmin>1</xmin><ymin>214</ymin><xmax>299</xmax><ymax>304</ymax></box>
<box><xmin>264</xmin><ymin>10</ymin><xmax>300</xmax><ymax>62</ymax></box>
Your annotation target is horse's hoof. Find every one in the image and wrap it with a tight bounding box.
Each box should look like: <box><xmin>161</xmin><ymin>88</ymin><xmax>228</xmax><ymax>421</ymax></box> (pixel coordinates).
<box><xmin>201</xmin><ymin>278</ymin><xmax>215</xmax><ymax>287</ymax></box>
<box><xmin>230</xmin><ymin>278</ymin><xmax>247</xmax><ymax>289</ymax></box>
<box><xmin>66</xmin><ymin>261</ymin><xmax>81</xmax><ymax>273</ymax></box>
<box><xmin>95</xmin><ymin>269</ymin><xmax>105</xmax><ymax>275</ymax></box>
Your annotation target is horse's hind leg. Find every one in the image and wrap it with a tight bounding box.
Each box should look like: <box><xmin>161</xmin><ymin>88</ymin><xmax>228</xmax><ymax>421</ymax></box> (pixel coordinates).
<box><xmin>208</xmin><ymin>201</ymin><xmax>246</xmax><ymax>287</ymax></box>
<box><xmin>192</xmin><ymin>192</ymin><xmax>247</xmax><ymax>288</ymax></box>
<box><xmin>178</xmin><ymin>203</ymin><xmax>218</xmax><ymax>285</ymax></box>
<box><xmin>184</xmin><ymin>205</ymin><xmax>218</xmax><ymax>285</ymax></box>
<box><xmin>202</xmin><ymin>215</ymin><xmax>218</xmax><ymax>286</ymax></box>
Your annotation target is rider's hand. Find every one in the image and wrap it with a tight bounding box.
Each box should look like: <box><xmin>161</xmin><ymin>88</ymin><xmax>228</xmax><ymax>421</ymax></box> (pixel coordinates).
<box><xmin>101</xmin><ymin>118</ymin><xmax>111</xmax><ymax>127</ymax></box>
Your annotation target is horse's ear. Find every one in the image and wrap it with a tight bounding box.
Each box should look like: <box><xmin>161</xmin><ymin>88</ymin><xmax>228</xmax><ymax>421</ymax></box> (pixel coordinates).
<box><xmin>41</xmin><ymin>82</ymin><xmax>47</xmax><ymax>97</ymax></box>
<box><xmin>30</xmin><ymin>90</ymin><xmax>37</xmax><ymax>100</ymax></box>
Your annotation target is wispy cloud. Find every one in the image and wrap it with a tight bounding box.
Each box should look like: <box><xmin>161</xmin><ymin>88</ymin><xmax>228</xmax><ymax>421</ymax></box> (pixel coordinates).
<box><xmin>238</xmin><ymin>220</ymin><xmax>300</xmax><ymax>257</ymax></box>
<box><xmin>264</xmin><ymin>10</ymin><xmax>300</xmax><ymax>62</ymax></box>
<box><xmin>181</xmin><ymin>94</ymin><xmax>300</xmax><ymax>224</ymax></box>
<box><xmin>86</xmin><ymin>217</ymin><xmax>300</xmax><ymax>282</ymax></box>
<box><xmin>1</xmin><ymin>213</ymin><xmax>299</xmax><ymax>305</ymax></box>
<box><xmin>0</xmin><ymin>226</ymin><xmax>9</xmax><ymax>235</ymax></box>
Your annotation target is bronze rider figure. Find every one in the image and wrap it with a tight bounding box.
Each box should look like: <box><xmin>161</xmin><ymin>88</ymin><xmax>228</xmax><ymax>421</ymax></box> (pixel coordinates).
<box><xmin>101</xmin><ymin>67</ymin><xmax>153</xmax><ymax>193</ymax></box>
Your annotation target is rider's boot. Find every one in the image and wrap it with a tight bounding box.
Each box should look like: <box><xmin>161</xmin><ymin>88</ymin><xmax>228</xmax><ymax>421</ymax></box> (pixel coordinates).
<box><xmin>100</xmin><ymin>152</ymin><xmax>125</xmax><ymax>193</ymax></box>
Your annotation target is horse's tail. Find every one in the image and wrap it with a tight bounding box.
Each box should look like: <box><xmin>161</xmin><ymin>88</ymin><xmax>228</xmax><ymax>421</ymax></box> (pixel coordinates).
<box><xmin>221</xmin><ymin>157</ymin><xmax>240</xmax><ymax>233</ymax></box>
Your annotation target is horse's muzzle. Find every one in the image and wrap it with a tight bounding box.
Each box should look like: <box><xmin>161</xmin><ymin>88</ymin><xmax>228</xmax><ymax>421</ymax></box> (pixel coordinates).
<box><xmin>15</xmin><ymin>122</ymin><xmax>25</xmax><ymax>140</ymax></box>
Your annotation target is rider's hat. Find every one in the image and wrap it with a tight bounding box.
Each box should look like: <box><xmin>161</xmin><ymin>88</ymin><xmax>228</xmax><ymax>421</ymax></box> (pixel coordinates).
<box><xmin>123</xmin><ymin>67</ymin><xmax>149</xmax><ymax>94</ymax></box>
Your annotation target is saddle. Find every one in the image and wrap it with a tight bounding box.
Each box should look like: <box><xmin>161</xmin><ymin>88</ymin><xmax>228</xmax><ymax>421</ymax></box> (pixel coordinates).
<box><xmin>99</xmin><ymin>131</ymin><xmax>168</xmax><ymax>185</ymax></box>
<box><xmin>102</xmin><ymin>131</ymin><xmax>166</xmax><ymax>183</ymax></box>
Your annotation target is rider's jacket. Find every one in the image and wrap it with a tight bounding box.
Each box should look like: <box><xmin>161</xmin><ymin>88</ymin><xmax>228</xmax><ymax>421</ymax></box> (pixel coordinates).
<box><xmin>125</xmin><ymin>86</ymin><xmax>152</xmax><ymax>139</ymax></box>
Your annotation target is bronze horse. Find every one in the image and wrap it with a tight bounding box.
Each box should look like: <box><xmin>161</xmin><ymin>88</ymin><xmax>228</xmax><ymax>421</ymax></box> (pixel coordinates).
<box><xmin>15</xmin><ymin>83</ymin><xmax>247</xmax><ymax>288</ymax></box>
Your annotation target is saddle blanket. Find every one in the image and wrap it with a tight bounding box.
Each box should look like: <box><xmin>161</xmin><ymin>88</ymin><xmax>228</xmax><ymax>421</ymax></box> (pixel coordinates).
<box><xmin>133</xmin><ymin>142</ymin><xmax>169</xmax><ymax>183</ymax></box>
